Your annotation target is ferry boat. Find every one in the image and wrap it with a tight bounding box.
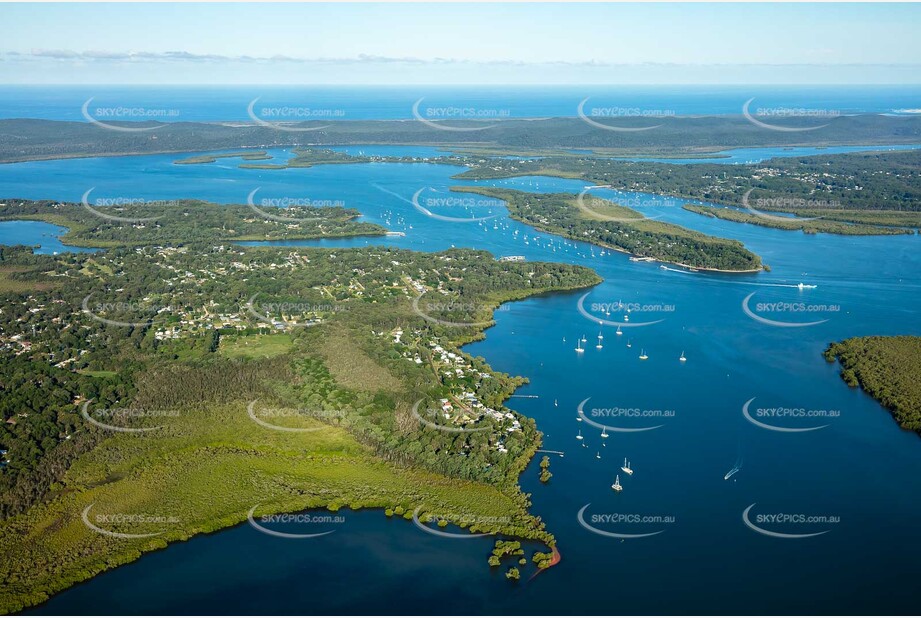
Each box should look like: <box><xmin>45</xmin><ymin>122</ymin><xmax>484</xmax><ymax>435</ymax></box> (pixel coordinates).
<box><xmin>621</xmin><ymin>458</ymin><xmax>634</xmax><ymax>475</ymax></box>
<box><xmin>611</xmin><ymin>474</ymin><xmax>623</xmax><ymax>491</ymax></box>
<box><xmin>797</xmin><ymin>282</ymin><xmax>817</xmax><ymax>289</ymax></box>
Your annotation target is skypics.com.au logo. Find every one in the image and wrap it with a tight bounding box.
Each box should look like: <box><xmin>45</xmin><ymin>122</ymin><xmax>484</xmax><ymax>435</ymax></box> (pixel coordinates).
<box><xmin>246</xmin><ymin>97</ymin><xmax>344</xmax><ymax>131</ymax></box>
<box><xmin>411</xmin><ymin>506</ymin><xmax>509</xmax><ymax>539</ymax></box>
<box><xmin>412</xmin><ymin>98</ymin><xmax>509</xmax><ymax>132</ymax></box>
<box><xmin>742</xmin><ymin>398</ymin><xmax>840</xmax><ymax>433</ymax></box>
<box><xmin>742</xmin><ymin>504</ymin><xmax>839</xmax><ymax>539</ymax></box>
<box><xmin>742</xmin><ymin>98</ymin><xmax>839</xmax><ymax>132</ymax></box>
<box><xmin>577</xmin><ymin>293</ymin><xmax>675</xmax><ymax>329</ymax></box>
<box><xmin>741</xmin><ymin>292</ymin><xmax>839</xmax><ymax>328</ymax></box>
<box><xmin>411</xmin><ymin>188</ymin><xmax>501</xmax><ymax>223</ymax></box>
<box><xmin>247</xmin><ymin>506</ymin><xmax>344</xmax><ymax>539</ymax></box>
<box><xmin>246</xmin><ymin>188</ymin><xmax>345</xmax><ymax>223</ymax></box>
<box><xmin>577</xmin><ymin>98</ymin><xmax>674</xmax><ymax>132</ymax></box>
<box><xmin>81</xmin><ymin>98</ymin><xmax>179</xmax><ymax>132</ymax></box>
<box><xmin>81</xmin><ymin>503</ymin><xmax>179</xmax><ymax>539</ymax></box>
<box><xmin>81</xmin><ymin>188</ymin><xmax>182</xmax><ymax>224</ymax></box>
<box><xmin>577</xmin><ymin>504</ymin><xmax>675</xmax><ymax>539</ymax></box>
<box><xmin>247</xmin><ymin>400</ymin><xmax>346</xmax><ymax>433</ymax></box>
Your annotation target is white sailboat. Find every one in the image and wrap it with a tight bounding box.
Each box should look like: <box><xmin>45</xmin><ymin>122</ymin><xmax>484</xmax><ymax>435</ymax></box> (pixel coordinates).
<box><xmin>596</xmin><ymin>333</ymin><xmax>603</xmax><ymax>350</ymax></box>
<box><xmin>576</xmin><ymin>429</ymin><xmax>584</xmax><ymax>441</ymax></box>
<box><xmin>595</xmin><ymin>451</ymin><xmax>601</xmax><ymax>460</ymax></box>
<box><xmin>616</xmin><ymin>325</ymin><xmax>622</xmax><ymax>336</ymax></box>
<box><xmin>601</xmin><ymin>427</ymin><xmax>609</xmax><ymax>438</ymax></box>
<box><xmin>626</xmin><ymin>340</ymin><xmax>632</xmax><ymax>348</ymax></box>
<box><xmin>639</xmin><ymin>349</ymin><xmax>648</xmax><ymax>360</ymax></box>
<box><xmin>575</xmin><ymin>338</ymin><xmax>584</xmax><ymax>353</ymax></box>
<box><xmin>621</xmin><ymin>457</ymin><xmax>634</xmax><ymax>475</ymax></box>
<box><xmin>611</xmin><ymin>474</ymin><xmax>623</xmax><ymax>492</ymax></box>
<box><xmin>679</xmin><ymin>351</ymin><xmax>687</xmax><ymax>362</ymax></box>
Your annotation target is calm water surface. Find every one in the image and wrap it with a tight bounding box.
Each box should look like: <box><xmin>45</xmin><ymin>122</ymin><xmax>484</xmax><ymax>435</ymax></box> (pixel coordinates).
<box><xmin>2</xmin><ymin>149</ymin><xmax>919</xmax><ymax>615</ymax></box>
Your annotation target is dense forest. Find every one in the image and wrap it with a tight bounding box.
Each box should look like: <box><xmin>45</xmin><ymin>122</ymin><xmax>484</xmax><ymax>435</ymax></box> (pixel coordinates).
<box><xmin>824</xmin><ymin>336</ymin><xmax>921</xmax><ymax>432</ymax></box>
<box><xmin>453</xmin><ymin>186</ymin><xmax>762</xmax><ymax>271</ymax></box>
<box><xmin>1</xmin><ymin>115</ymin><xmax>920</xmax><ymax>163</ymax></box>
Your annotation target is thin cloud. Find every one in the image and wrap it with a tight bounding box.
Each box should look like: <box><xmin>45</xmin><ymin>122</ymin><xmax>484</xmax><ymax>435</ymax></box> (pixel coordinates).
<box><xmin>5</xmin><ymin>49</ymin><xmax>921</xmax><ymax>69</ymax></box>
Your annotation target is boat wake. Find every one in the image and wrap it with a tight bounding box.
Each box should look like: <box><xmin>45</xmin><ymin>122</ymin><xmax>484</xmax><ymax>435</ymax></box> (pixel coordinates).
<box><xmin>659</xmin><ymin>265</ymin><xmax>699</xmax><ymax>275</ymax></box>
<box><xmin>724</xmin><ymin>456</ymin><xmax>743</xmax><ymax>480</ymax></box>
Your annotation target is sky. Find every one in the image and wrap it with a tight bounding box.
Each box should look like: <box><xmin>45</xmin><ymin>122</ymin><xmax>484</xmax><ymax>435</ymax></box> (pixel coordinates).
<box><xmin>1</xmin><ymin>3</ymin><xmax>920</xmax><ymax>84</ymax></box>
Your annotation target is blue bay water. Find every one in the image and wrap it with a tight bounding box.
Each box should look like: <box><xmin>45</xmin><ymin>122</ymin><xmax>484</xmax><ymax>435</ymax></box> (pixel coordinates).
<box><xmin>2</xmin><ymin>85</ymin><xmax>921</xmax><ymax>122</ymax></box>
<box><xmin>611</xmin><ymin>143</ymin><xmax>921</xmax><ymax>165</ymax></box>
<box><xmin>2</xmin><ymin>149</ymin><xmax>920</xmax><ymax>614</ymax></box>
<box><xmin>0</xmin><ymin>220</ymin><xmax>96</xmax><ymax>255</ymax></box>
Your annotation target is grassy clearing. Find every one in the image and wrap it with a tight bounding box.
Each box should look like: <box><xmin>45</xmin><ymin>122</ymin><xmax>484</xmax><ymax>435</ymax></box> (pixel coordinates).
<box><xmin>315</xmin><ymin>327</ymin><xmax>402</xmax><ymax>393</ymax></box>
<box><xmin>0</xmin><ymin>267</ymin><xmax>58</xmax><ymax>293</ymax></box>
<box><xmin>218</xmin><ymin>334</ymin><xmax>294</xmax><ymax>360</ymax></box>
<box><xmin>75</xmin><ymin>370</ymin><xmax>118</xmax><ymax>379</ymax></box>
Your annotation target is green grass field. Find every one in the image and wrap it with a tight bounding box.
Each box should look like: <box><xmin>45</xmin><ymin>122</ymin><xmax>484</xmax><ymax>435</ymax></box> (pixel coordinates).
<box><xmin>218</xmin><ymin>334</ymin><xmax>294</xmax><ymax>359</ymax></box>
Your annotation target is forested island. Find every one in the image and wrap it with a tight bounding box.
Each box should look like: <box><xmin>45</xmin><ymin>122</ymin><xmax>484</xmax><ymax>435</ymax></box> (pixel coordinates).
<box><xmin>174</xmin><ymin>147</ymin><xmax>468</xmax><ymax>170</ymax></box>
<box><xmin>682</xmin><ymin>205</ymin><xmax>915</xmax><ymax>236</ymax></box>
<box><xmin>452</xmin><ymin>186</ymin><xmax>762</xmax><ymax>272</ymax></box>
<box><xmin>0</xmin><ymin>211</ymin><xmax>600</xmax><ymax>612</ymax></box>
<box><xmin>824</xmin><ymin>336</ymin><xmax>921</xmax><ymax>432</ymax></box>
